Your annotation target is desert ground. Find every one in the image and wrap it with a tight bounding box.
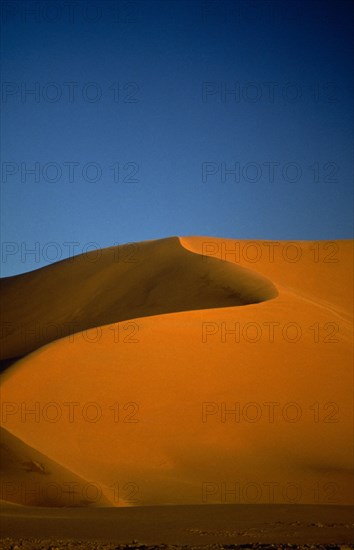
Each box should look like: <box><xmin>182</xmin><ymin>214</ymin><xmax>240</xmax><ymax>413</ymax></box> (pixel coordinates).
<box><xmin>0</xmin><ymin>501</ymin><xmax>353</xmax><ymax>547</ymax></box>
<box><xmin>0</xmin><ymin>236</ymin><xmax>353</xmax><ymax>546</ymax></box>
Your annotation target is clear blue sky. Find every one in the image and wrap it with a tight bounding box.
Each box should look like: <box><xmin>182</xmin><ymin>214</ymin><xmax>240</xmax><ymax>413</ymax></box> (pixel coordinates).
<box><xmin>1</xmin><ymin>0</ymin><xmax>353</xmax><ymax>276</ymax></box>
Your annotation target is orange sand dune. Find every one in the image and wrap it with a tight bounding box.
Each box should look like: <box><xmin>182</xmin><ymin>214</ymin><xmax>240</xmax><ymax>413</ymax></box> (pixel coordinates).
<box><xmin>0</xmin><ymin>237</ymin><xmax>353</xmax><ymax>507</ymax></box>
<box><xmin>0</xmin><ymin>237</ymin><xmax>277</xmax><ymax>360</ymax></box>
<box><xmin>0</xmin><ymin>426</ymin><xmax>113</xmax><ymax>506</ymax></box>
<box><xmin>180</xmin><ymin>237</ymin><xmax>353</xmax><ymax>317</ymax></box>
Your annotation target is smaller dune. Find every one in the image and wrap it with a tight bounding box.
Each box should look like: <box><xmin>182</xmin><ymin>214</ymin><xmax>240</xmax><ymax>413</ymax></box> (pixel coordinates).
<box><xmin>0</xmin><ymin>427</ymin><xmax>113</xmax><ymax>507</ymax></box>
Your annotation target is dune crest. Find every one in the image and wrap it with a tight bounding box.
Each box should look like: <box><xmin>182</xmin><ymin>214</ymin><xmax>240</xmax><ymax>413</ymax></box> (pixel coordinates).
<box><xmin>0</xmin><ymin>236</ymin><xmax>277</xmax><ymax>361</ymax></box>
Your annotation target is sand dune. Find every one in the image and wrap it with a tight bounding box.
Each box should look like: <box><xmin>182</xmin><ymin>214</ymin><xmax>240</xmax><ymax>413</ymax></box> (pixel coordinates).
<box><xmin>0</xmin><ymin>237</ymin><xmax>277</xmax><ymax>361</ymax></box>
<box><xmin>0</xmin><ymin>426</ymin><xmax>113</xmax><ymax>507</ymax></box>
<box><xmin>180</xmin><ymin>237</ymin><xmax>353</xmax><ymax>315</ymax></box>
<box><xmin>0</xmin><ymin>236</ymin><xmax>353</xmax><ymax>507</ymax></box>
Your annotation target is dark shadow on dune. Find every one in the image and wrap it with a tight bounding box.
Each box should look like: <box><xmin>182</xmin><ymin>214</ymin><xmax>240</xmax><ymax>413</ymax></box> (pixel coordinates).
<box><xmin>0</xmin><ymin>236</ymin><xmax>278</xmax><ymax>364</ymax></box>
<box><xmin>0</xmin><ymin>356</ymin><xmax>24</xmax><ymax>374</ymax></box>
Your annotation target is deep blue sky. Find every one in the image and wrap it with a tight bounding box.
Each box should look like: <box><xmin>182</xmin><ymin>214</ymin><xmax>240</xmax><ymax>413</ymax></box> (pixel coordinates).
<box><xmin>1</xmin><ymin>0</ymin><xmax>353</xmax><ymax>276</ymax></box>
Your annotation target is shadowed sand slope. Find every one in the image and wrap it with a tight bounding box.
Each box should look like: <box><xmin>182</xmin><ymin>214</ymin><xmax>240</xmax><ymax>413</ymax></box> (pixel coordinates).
<box><xmin>0</xmin><ymin>237</ymin><xmax>277</xmax><ymax>360</ymax></box>
<box><xmin>0</xmin><ymin>237</ymin><xmax>352</xmax><ymax>507</ymax></box>
<box><xmin>0</xmin><ymin>427</ymin><xmax>113</xmax><ymax>507</ymax></box>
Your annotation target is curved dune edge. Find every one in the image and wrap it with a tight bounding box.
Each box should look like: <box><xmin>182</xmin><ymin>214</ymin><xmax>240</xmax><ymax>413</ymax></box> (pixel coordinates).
<box><xmin>0</xmin><ymin>236</ymin><xmax>278</xmax><ymax>361</ymax></box>
<box><xmin>0</xmin><ymin>426</ymin><xmax>115</xmax><ymax>507</ymax></box>
<box><xmin>179</xmin><ymin>237</ymin><xmax>353</xmax><ymax>317</ymax></box>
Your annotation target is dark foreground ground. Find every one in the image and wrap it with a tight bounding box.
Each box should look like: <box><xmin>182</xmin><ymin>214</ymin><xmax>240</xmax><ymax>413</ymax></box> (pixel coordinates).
<box><xmin>0</xmin><ymin>504</ymin><xmax>353</xmax><ymax>549</ymax></box>
<box><xmin>0</xmin><ymin>543</ymin><xmax>353</xmax><ymax>550</ymax></box>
